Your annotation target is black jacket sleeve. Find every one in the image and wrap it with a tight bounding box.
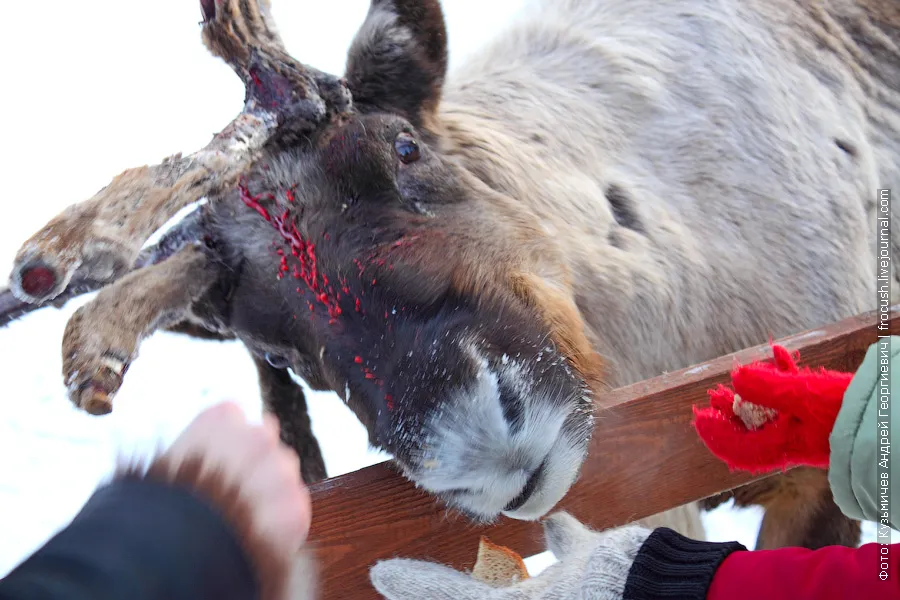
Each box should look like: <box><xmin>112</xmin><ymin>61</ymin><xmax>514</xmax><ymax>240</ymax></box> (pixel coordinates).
<box><xmin>0</xmin><ymin>474</ymin><xmax>258</xmax><ymax>600</ymax></box>
<box><xmin>623</xmin><ymin>527</ymin><xmax>746</xmax><ymax>600</ymax></box>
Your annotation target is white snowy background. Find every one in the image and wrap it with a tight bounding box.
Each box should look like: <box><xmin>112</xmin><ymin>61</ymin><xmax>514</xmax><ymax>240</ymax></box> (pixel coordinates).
<box><xmin>0</xmin><ymin>0</ymin><xmax>881</xmax><ymax>581</ymax></box>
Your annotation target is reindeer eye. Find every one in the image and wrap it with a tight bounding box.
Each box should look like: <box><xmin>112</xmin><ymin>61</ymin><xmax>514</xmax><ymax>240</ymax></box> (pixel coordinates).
<box><xmin>265</xmin><ymin>353</ymin><xmax>291</xmax><ymax>370</ymax></box>
<box><xmin>394</xmin><ymin>133</ymin><xmax>421</xmax><ymax>164</ymax></box>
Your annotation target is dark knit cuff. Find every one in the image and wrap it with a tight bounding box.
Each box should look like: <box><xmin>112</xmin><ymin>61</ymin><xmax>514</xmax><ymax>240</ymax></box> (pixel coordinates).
<box><xmin>623</xmin><ymin>527</ymin><xmax>746</xmax><ymax>600</ymax></box>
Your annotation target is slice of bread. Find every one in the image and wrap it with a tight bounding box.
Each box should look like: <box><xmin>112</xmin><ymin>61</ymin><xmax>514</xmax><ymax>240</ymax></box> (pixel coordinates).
<box><xmin>732</xmin><ymin>393</ymin><xmax>779</xmax><ymax>430</ymax></box>
<box><xmin>471</xmin><ymin>536</ymin><xmax>530</xmax><ymax>587</ymax></box>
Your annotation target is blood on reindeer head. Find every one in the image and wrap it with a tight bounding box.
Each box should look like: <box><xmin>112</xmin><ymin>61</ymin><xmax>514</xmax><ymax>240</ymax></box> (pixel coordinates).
<box><xmin>185</xmin><ymin>0</ymin><xmax>602</xmax><ymax>521</ymax></box>
<box><xmin>200</xmin><ymin>106</ymin><xmax>596</xmax><ymax>521</ymax></box>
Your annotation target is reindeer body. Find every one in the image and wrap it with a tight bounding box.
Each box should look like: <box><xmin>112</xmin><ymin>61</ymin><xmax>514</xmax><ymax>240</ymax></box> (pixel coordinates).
<box><xmin>4</xmin><ymin>0</ymin><xmax>899</xmax><ymax>553</ymax></box>
<box><xmin>428</xmin><ymin>0</ymin><xmax>898</xmax><ymax>545</ymax></box>
<box><xmin>440</xmin><ymin>0</ymin><xmax>894</xmax><ymax>385</ymax></box>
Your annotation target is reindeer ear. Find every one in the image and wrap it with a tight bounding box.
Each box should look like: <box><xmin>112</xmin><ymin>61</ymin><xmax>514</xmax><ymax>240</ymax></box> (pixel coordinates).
<box><xmin>345</xmin><ymin>0</ymin><xmax>448</xmax><ymax>127</ymax></box>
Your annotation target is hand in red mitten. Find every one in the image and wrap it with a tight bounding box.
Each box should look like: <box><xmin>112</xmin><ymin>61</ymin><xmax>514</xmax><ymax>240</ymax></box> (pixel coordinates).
<box><xmin>692</xmin><ymin>344</ymin><xmax>854</xmax><ymax>473</ymax></box>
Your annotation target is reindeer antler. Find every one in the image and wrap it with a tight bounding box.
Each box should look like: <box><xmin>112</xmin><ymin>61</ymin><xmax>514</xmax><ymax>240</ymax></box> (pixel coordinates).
<box><xmin>5</xmin><ymin>0</ymin><xmax>352</xmax><ymax>309</ymax></box>
<box><xmin>0</xmin><ymin>204</ymin><xmax>211</xmax><ymax>328</ymax></box>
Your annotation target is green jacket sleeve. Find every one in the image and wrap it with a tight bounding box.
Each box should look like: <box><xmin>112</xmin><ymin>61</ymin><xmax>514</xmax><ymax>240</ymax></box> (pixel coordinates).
<box><xmin>828</xmin><ymin>336</ymin><xmax>900</xmax><ymax>531</ymax></box>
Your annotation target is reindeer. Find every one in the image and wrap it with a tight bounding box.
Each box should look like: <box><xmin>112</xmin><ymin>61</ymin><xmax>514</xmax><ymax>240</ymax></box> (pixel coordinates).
<box><xmin>2</xmin><ymin>0</ymin><xmax>897</xmax><ymax>550</ymax></box>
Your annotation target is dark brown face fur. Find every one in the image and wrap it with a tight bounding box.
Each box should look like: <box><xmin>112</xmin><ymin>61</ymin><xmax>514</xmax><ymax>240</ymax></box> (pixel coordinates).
<box><xmin>185</xmin><ymin>0</ymin><xmax>597</xmax><ymax>522</ymax></box>
<box><xmin>195</xmin><ymin>110</ymin><xmax>591</xmax><ymax>520</ymax></box>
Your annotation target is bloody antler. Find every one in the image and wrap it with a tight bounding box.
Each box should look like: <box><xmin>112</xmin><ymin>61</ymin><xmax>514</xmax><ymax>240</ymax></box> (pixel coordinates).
<box><xmin>6</xmin><ymin>0</ymin><xmax>351</xmax><ymax>309</ymax></box>
<box><xmin>0</xmin><ymin>207</ymin><xmax>210</xmax><ymax>329</ymax></box>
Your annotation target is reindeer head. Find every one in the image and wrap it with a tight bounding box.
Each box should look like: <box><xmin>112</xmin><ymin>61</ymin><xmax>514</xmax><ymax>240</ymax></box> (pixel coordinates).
<box><xmin>204</xmin><ymin>0</ymin><xmax>603</xmax><ymax>522</ymax></box>
<box><xmin>3</xmin><ymin>0</ymin><xmax>602</xmax><ymax>523</ymax></box>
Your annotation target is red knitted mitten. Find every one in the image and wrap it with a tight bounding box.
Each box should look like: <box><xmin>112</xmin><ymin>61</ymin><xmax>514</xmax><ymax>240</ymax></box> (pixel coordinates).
<box><xmin>692</xmin><ymin>344</ymin><xmax>854</xmax><ymax>473</ymax></box>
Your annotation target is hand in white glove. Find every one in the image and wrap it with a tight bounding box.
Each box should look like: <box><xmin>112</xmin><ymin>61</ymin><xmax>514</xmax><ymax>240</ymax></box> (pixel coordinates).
<box><xmin>370</xmin><ymin>513</ymin><xmax>652</xmax><ymax>600</ymax></box>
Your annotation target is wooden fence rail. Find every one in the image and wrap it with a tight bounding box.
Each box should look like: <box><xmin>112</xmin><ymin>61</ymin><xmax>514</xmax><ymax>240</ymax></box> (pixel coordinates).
<box><xmin>307</xmin><ymin>306</ymin><xmax>899</xmax><ymax>598</ymax></box>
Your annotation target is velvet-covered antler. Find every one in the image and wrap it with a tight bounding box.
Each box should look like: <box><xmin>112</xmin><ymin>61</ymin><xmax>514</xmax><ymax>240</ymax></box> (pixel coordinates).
<box><xmin>0</xmin><ymin>0</ymin><xmax>355</xmax><ymax>416</ymax></box>
<box><xmin>3</xmin><ymin>0</ymin><xmax>351</xmax><ymax>310</ymax></box>
<box><xmin>0</xmin><ymin>207</ymin><xmax>209</xmax><ymax>329</ymax></box>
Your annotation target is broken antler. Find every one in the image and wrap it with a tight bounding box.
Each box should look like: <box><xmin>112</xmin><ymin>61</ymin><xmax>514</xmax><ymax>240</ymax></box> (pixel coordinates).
<box><xmin>7</xmin><ymin>0</ymin><xmax>351</xmax><ymax>307</ymax></box>
<box><xmin>63</xmin><ymin>244</ymin><xmax>218</xmax><ymax>415</ymax></box>
<box><xmin>0</xmin><ymin>206</ymin><xmax>209</xmax><ymax>329</ymax></box>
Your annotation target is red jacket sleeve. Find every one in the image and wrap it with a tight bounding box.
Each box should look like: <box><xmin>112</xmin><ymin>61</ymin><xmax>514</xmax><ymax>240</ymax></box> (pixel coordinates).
<box><xmin>708</xmin><ymin>542</ymin><xmax>900</xmax><ymax>600</ymax></box>
<box><xmin>624</xmin><ymin>528</ymin><xmax>900</xmax><ymax>600</ymax></box>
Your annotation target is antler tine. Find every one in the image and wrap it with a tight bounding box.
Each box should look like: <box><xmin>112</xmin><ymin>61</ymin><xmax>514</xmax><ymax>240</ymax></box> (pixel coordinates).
<box><xmin>6</xmin><ymin>0</ymin><xmax>352</xmax><ymax>307</ymax></box>
<box><xmin>0</xmin><ymin>287</ymin><xmax>35</xmax><ymax>328</ymax></box>
<box><xmin>201</xmin><ymin>0</ymin><xmax>285</xmax><ymax>70</ymax></box>
<box><xmin>0</xmin><ymin>283</ymin><xmax>100</xmax><ymax>329</ymax></box>
<box><xmin>201</xmin><ymin>0</ymin><xmax>352</xmax><ymax>138</ymax></box>
<box><xmin>1</xmin><ymin>206</ymin><xmax>210</xmax><ymax>329</ymax></box>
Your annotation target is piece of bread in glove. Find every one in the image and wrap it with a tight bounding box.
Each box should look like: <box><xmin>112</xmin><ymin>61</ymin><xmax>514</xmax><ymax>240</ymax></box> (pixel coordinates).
<box><xmin>471</xmin><ymin>536</ymin><xmax>530</xmax><ymax>587</ymax></box>
<box><xmin>732</xmin><ymin>393</ymin><xmax>778</xmax><ymax>430</ymax></box>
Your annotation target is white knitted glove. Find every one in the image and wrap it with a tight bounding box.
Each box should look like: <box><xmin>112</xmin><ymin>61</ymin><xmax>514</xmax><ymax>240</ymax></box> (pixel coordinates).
<box><xmin>370</xmin><ymin>513</ymin><xmax>652</xmax><ymax>600</ymax></box>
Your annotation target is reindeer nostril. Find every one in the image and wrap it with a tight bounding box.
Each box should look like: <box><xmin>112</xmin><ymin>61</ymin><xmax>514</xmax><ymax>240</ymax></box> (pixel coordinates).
<box><xmin>503</xmin><ymin>459</ymin><xmax>546</xmax><ymax>513</ymax></box>
<box><xmin>200</xmin><ymin>0</ymin><xmax>216</xmax><ymax>22</ymax></box>
<box><xmin>498</xmin><ymin>381</ymin><xmax>523</xmax><ymax>433</ymax></box>
<box><xmin>19</xmin><ymin>264</ymin><xmax>58</xmax><ymax>299</ymax></box>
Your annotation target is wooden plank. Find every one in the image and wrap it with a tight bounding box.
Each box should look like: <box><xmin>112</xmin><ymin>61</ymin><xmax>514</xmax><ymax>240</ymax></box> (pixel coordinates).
<box><xmin>307</xmin><ymin>306</ymin><xmax>899</xmax><ymax>599</ymax></box>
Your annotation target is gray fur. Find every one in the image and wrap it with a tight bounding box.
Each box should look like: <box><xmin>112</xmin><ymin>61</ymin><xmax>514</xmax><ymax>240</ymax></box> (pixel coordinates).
<box><xmin>439</xmin><ymin>0</ymin><xmax>897</xmax><ymax>384</ymax></box>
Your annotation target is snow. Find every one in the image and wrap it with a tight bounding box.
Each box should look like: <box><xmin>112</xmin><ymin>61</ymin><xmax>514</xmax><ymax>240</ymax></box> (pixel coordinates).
<box><xmin>0</xmin><ymin>0</ymin><xmax>886</xmax><ymax>582</ymax></box>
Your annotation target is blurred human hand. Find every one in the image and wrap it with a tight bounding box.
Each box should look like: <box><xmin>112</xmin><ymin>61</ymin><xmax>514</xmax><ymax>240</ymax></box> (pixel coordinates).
<box><xmin>161</xmin><ymin>401</ymin><xmax>312</xmax><ymax>557</ymax></box>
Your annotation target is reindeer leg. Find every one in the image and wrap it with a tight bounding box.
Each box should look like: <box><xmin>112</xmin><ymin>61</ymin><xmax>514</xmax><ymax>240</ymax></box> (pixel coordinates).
<box><xmin>63</xmin><ymin>245</ymin><xmax>218</xmax><ymax>415</ymax></box>
<box><xmin>719</xmin><ymin>469</ymin><xmax>861</xmax><ymax>549</ymax></box>
<box><xmin>754</xmin><ymin>469</ymin><xmax>861</xmax><ymax>550</ymax></box>
<box><xmin>253</xmin><ymin>356</ymin><xmax>327</xmax><ymax>484</ymax></box>
<box><xmin>164</xmin><ymin>320</ymin><xmax>328</xmax><ymax>483</ymax></box>
<box><xmin>165</xmin><ymin>319</ymin><xmax>327</xmax><ymax>483</ymax></box>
